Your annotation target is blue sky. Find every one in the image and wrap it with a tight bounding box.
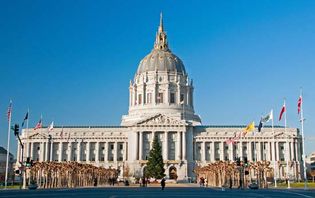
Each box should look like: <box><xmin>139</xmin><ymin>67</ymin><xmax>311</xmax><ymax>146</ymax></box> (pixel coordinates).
<box><xmin>0</xmin><ymin>0</ymin><xmax>314</xmax><ymax>156</ymax></box>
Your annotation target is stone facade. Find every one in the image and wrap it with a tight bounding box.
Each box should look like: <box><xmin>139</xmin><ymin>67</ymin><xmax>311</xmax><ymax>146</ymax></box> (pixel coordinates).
<box><xmin>18</xmin><ymin>14</ymin><xmax>303</xmax><ymax>182</ymax></box>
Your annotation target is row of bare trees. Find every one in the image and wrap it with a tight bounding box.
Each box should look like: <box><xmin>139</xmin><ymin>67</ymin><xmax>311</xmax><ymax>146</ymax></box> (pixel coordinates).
<box><xmin>28</xmin><ymin>162</ymin><xmax>118</xmax><ymax>188</ymax></box>
<box><xmin>194</xmin><ymin>160</ymin><xmax>273</xmax><ymax>188</ymax></box>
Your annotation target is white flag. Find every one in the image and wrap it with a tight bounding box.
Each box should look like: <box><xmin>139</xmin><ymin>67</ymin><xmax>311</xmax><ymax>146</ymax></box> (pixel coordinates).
<box><xmin>48</xmin><ymin>121</ymin><xmax>54</xmax><ymax>132</ymax></box>
<box><xmin>261</xmin><ymin>110</ymin><xmax>273</xmax><ymax>123</ymax></box>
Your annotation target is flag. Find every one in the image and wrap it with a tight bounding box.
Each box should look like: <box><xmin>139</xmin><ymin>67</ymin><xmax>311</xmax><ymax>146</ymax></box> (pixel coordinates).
<box><xmin>261</xmin><ymin>110</ymin><xmax>273</xmax><ymax>123</ymax></box>
<box><xmin>225</xmin><ymin>137</ymin><xmax>236</xmax><ymax>144</ymax></box>
<box><xmin>34</xmin><ymin>119</ymin><xmax>42</xmax><ymax>130</ymax></box>
<box><xmin>258</xmin><ymin>110</ymin><xmax>273</xmax><ymax>132</ymax></box>
<box><xmin>258</xmin><ymin>120</ymin><xmax>263</xmax><ymax>132</ymax></box>
<box><xmin>279</xmin><ymin>103</ymin><xmax>286</xmax><ymax>121</ymax></box>
<box><xmin>298</xmin><ymin>96</ymin><xmax>302</xmax><ymax>114</ymax></box>
<box><xmin>244</xmin><ymin>121</ymin><xmax>255</xmax><ymax>134</ymax></box>
<box><xmin>48</xmin><ymin>121</ymin><xmax>54</xmax><ymax>132</ymax></box>
<box><xmin>7</xmin><ymin>101</ymin><xmax>12</xmax><ymax>122</ymax></box>
<box><xmin>21</xmin><ymin>112</ymin><xmax>28</xmax><ymax>127</ymax></box>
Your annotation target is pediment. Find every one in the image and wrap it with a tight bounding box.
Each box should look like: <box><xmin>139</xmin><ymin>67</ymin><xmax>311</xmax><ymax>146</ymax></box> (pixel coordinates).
<box><xmin>29</xmin><ymin>132</ymin><xmax>48</xmax><ymax>139</ymax></box>
<box><xmin>136</xmin><ymin>114</ymin><xmax>186</xmax><ymax>126</ymax></box>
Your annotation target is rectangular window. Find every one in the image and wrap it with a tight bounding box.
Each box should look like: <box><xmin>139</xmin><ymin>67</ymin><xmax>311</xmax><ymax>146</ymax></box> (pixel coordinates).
<box><xmin>180</xmin><ymin>94</ymin><xmax>184</xmax><ymax>103</ymax></box>
<box><xmin>138</xmin><ymin>94</ymin><xmax>142</xmax><ymax>104</ymax></box>
<box><xmin>146</xmin><ymin>93</ymin><xmax>152</xmax><ymax>104</ymax></box>
<box><xmin>170</xmin><ymin>93</ymin><xmax>175</xmax><ymax>104</ymax></box>
<box><xmin>157</xmin><ymin>93</ymin><xmax>164</xmax><ymax>104</ymax></box>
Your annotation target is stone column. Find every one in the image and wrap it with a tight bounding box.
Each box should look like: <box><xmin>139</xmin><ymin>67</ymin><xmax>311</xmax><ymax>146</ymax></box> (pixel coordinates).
<box><xmin>182</xmin><ymin>131</ymin><xmax>186</xmax><ymax>160</ymax></box>
<box><xmin>95</xmin><ymin>142</ymin><xmax>100</xmax><ymax>162</ymax></box>
<box><xmin>239</xmin><ymin>141</ymin><xmax>243</xmax><ymax>159</ymax></box>
<box><xmin>45</xmin><ymin>140</ymin><xmax>49</xmax><ymax>161</ymax></box>
<box><xmin>40</xmin><ymin>142</ymin><xmax>45</xmax><ymax>161</ymax></box>
<box><xmin>67</xmin><ymin>142</ymin><xmax>72</xmax><ymax>161</ymax></box>
<box><xmin>257</xmin><ymin>142</ymin><xmax>261</xmax><ymax>161</ymax></box>
<box><xmin>275</xmin><ymin>141</ymin><xmax>279</xmax><ymax>161</ymax></box>
<box><xmin>139</xmin><ymin>132</ymin><xmax>143</xmax><ymax>160</ymax></box>
<box><xmin>77</xmin><ymin>141</ymin><xmax>81</xmax><ymax>162</ymax></box>
<box><xmin>248</xmin><ymin>142</ymin><xmax>252</xmax><ymax>161</ymax></box>
<box><xmin>50</xmin><ymin>141</ymin><xmax>53</xmax><ymax>161</ymax></box>
<box><xmin>58</xmin><ymin>142</ymin><xmax>63</xmax><ymax>162</ymax></box>
<box><xmin>114</xmin><ymin>142</ymin><xmax>117</xmax><ymax>162</ymax></box>
<box><xmin>290</xmin><ymin>139</ymin><xmax>294</xmax><ymax>161</ymax></box>
<box><xmin>266</xmin><ymin>142</ymin><xmax>270</xmax><ymax>161</ymax></box>
<box><xmin>220</xmin><ymin>141</ymin><xmax>224</xmax><ymax>160</ymax></box>
<box><xmin>176</xmin><ymin>131</ymin><xmax>181</xmax><ymax>160</ymax></box>
<box><xmin>123</xmin><ymin>142</ymin><xmax>127</xmax><ymax>161</ymax></box>
<box><xmin>163</xmin><ymin>132</ymin><xmax>168</xmax><ymax>160</ymax></box>
<box><xmin>86</xmin><ymin>142</ymin><xmax>90</xmax><ymax>162</ymax></box>
<box><xmin>211</xmin><ymin>141</ymin><xmax>215</xmax><ymax>161</ymax></box>
<box><xmin>229</xmin><ymin>143</ymin><xmax>233</xmax><ymax>161</ymax></box>
<box><xmin>201</xmin><ymin>141</ymin><xmax>205</xmax><ymax>162</ymax></box>
<box><xmin>30</xmin><ymin>142</ymin><xmax>34</xmax><ymax>159</ymax></box>
<box><xmin>104</xmin><ymin>142</ymin><xmax>108</xmax><ymax>162</ymax></box>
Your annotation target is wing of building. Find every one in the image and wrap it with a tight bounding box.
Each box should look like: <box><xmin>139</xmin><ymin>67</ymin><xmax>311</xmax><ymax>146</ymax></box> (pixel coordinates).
<box><xmin>18</xmin><ymin>14</ymin><xmax>303</xmax><ymax>182</ymax></box>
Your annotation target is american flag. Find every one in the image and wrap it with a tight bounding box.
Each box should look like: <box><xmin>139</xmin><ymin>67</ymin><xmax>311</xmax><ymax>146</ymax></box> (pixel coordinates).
<box><xmin>7</xmin><ymin>100</ymin><xmax>12</xmax><ymax>122</ymax></box>
<box><xmin>34</xmin><ymin>119</ymin><xmax>42</xmax><ymax>130</ymax></box>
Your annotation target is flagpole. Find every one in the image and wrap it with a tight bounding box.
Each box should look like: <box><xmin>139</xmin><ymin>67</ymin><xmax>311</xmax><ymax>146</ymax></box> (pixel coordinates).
<box><xmin>284</xmin><ymin>99</ymin><xmax>291</xmax><ymax>189</ymax></box>
<box><xmin>272</xmin><ymin>109</ymin><xmax>277</xmax><ymax>188</ymax></box>
<box><xmin>5</xmin><ymin>101</ymin><xmax>12</xmax><ymax>189</ymax></box>
<box><xmin>300</xmin><ymin>89</ymin><xmax>308</xmax><ymax>190</ymax></box>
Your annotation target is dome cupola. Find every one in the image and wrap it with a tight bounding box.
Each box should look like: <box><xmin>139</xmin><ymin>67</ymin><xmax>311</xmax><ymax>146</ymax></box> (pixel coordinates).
<box><xmin>136</xmin><ymin>13</ymin><xmax>186</xmax><ymax>75</ymax></box>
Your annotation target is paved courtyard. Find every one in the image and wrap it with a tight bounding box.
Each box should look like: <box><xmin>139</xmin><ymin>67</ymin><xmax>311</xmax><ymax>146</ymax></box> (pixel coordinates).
<box><xmin>0</xmin><ymin>186</ymin><xmax>314</xmax><ymax>198</ymax></box>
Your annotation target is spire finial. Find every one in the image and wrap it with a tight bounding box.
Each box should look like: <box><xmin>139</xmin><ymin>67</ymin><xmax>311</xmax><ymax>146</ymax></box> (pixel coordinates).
<box><xmin>159</xmin><ymin>12</ymin><xmax>163</xmax><ymax>32</ymax></box>
<box><xmin>154</xmin><ymin>12</ymin><xmax>169</xmax><ymax>51</ymax></box>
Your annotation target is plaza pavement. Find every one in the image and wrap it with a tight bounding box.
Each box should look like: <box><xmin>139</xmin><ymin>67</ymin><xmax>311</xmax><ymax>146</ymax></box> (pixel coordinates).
<box><xmin>0</xmin><ymin>184</ymin><xmax>314</xmax><ymax>198</ymax></box>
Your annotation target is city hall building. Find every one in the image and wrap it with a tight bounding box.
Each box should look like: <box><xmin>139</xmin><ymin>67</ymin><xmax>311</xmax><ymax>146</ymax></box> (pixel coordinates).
<box><xmin>17</xmin><ymin>16</ymin><xmax>303</xmax><ymax>182</ymax></box>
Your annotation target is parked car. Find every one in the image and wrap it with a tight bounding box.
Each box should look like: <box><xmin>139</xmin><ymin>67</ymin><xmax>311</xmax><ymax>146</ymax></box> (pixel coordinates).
<box><xmin>248</xmin><ymin>182</ymin><xmax>259</xmax><ymax>189</ymax></box>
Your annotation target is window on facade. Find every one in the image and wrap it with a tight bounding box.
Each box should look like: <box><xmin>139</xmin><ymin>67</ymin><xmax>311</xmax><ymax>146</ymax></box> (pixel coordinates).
<box><xmin>146</xmin><ymin>93</ymin><xmax>152</xmax><ymax>104</ymax></box>
<box><xmin>138</xmin><ymin>94</ymin><xmax>142</xmax><ymax>104</ymax></box>
<box><xmin>157</xmin><ymin>93</ymin><xmax>163</xmax><ymax>104</ymax></box>
<box><xmin>170</xmin><ymin>93</ymin><xmax>175</xmax><ymax>104</ymax></box>
<box><xmin>180</xmin><ymin>94</ymin><xmax>184</xmax><ymax>103</ymax></box>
